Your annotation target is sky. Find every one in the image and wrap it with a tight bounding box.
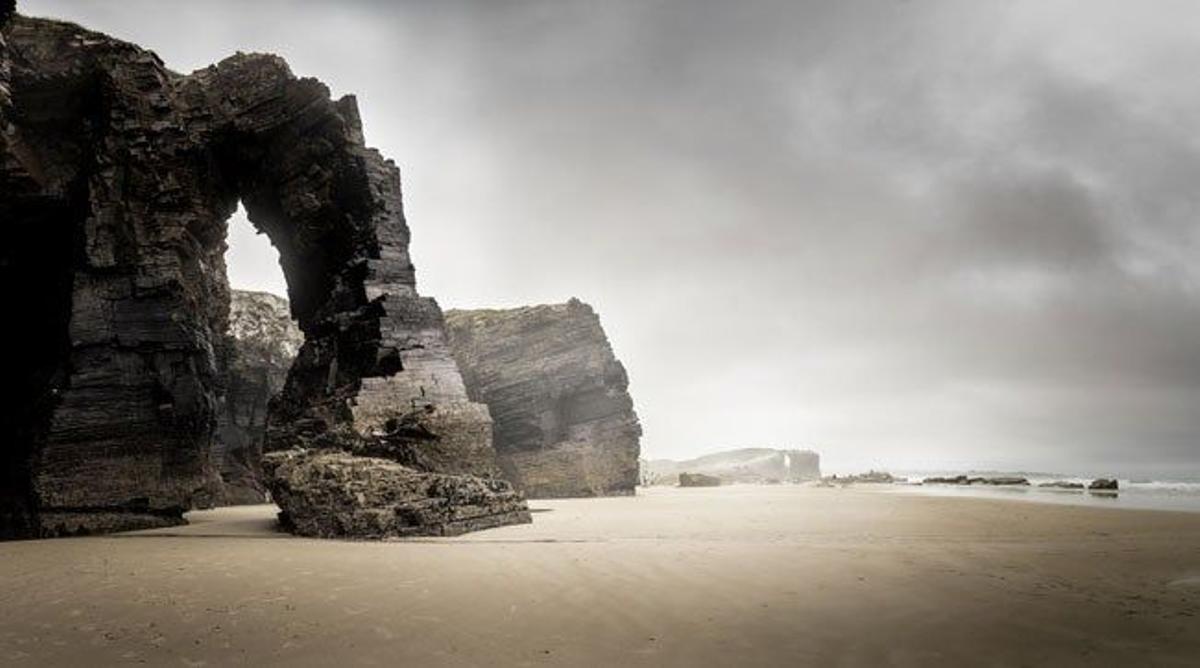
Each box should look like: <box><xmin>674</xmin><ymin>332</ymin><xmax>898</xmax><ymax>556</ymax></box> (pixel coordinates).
<box><xmin>23</xmin><ymin>0</ymin><xmax>1200</xmax><ymax>476</ymax></box>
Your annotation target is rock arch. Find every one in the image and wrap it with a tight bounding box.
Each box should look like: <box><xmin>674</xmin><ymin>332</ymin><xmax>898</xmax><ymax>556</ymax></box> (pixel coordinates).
<box><xmin>0</xmin><ymin>12</ymin><xmax>512</xmax><ymax>538</ymax></box>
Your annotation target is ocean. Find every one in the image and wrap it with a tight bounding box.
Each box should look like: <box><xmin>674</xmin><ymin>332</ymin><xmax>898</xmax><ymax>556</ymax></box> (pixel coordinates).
<box><xmin>885</xmin><ymin>474</ymin><xmax>1200</xmax><ymax>513</ymax></box>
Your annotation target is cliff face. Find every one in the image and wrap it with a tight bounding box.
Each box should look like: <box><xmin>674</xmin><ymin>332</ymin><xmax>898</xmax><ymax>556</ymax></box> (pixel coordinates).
<box><xmin>641</xmin><ymin>448</ymin><xmax>821</xmax><ymax>485</ymax></box>
<box><xmin>214</xmin><ymin>290</ymin><xmax>302</xmax><ymax>505</ymax></box>
<box><xmin>0</xmin><ymin>11</ymin><xmax>516</xmax><ymax>538</ymax></box>
<box><xmin>445</xmin><ymin>300</ymin><xmax>642</xmax><ymax>498</ymax></box>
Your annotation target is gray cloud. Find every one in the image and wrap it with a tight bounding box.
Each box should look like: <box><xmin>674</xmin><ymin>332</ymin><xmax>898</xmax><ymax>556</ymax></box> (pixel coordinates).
<box><xmin>24</xmin><ymin>0</ymin><xmax>1200</xmax><ymax>475</ymax></box>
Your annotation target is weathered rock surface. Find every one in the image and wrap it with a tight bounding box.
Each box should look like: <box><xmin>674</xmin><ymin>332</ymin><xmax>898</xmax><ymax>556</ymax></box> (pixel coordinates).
<box><xmin>923</xmin><ymin>475</ymin><xmax>1030</xmax><ymax>486</ymax></box>
<box><xmin>0</xmin><ymin>9</ymin><xmax>517</xmax><ymax>538</ymax></box>
<box><xmin>444</xmin><ymin>300</ymin><xmax>642</xmax><ymax>498</ymax></box>
<box><xmin>214</xmin><ymin>290</ymin><xmax>302</xmax><ymax>505</ymax></box>
<box><xmin>826</xmin><ymin>470</ymin><xmax>901</xmax><ymax>484</ymax></box>
<box><xmin>1038</xmin><ymin>481</ymin><xmax>1086</xmax><ymax>489</ymax></box>
<box><xmin>262</xmin><ymin>450</ymin><xmax>531</xmax><ymax>538</ymax></box>
<box><xmin>641</xmin><ymin>448</ymin><xmax>821</xmax><ymax>486</ymax></box>
<box><xmin>1089</xmin><ymin>478</ymin><xmax>1119</xmax><ymax>491</ymax></box>
<box><xmin>678</xmin><ymin>472</ymin><xmax>722</xmax><ymax>487</ymax></box>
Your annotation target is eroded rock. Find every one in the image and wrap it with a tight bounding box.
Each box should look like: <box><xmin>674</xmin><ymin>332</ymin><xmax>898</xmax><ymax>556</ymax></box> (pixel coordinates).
<box><xmin>214</xmin><ymin>290</ymin><xmax>302</xmax><ymax>505</ymax></box>
<box><xmin>826</xmin><ymin>470</ymin><xmax>900</xmax><ymax>484</ymax></box>
<box><xmin>262</xmin><ymin>450</ymin><xmax>531</xmax><ymax>538</ymax></box>
<box><xmin>1038</xmin><ymin>481</ymin><xmax>1085</xmax><ymax>489</ymax></box>
<box><xmin>923</xmin><ymin>475</ymin><xmax>1030</xmax><ymax>486</ymax></box>
<box><xmin>0</xmin><ymin>10</ymin><xmax>518</xmax><ymax>538</ymax></box>
<box><xmin>678</xmin><ymin>473</ymin><xmax>722</xmax><ymax>487</ymax></box>
<box><xmin>445</xmin><ymin>300</ymin><xmax>642</xmax><ymax>498</ymax></box>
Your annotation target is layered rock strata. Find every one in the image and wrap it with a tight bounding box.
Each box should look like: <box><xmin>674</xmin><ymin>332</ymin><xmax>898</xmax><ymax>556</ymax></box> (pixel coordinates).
<box><xmin>263</xmin><ymin>450</ymin><xmax>531</xmax><ymax>539</ymax></box>
<box><xmin>0</xmin><ymin>9</ymin><xmax>517</xmax><ymax>538</ymax></box>
<box><xmin>214</xmin><ymin>290</ymin><xmax>302</xmax><ymax>505</ymax></box>
<box><xmin>445</xmin><ymin>300</ymin><xmax>642</xmax><ymax>498</ymax></box>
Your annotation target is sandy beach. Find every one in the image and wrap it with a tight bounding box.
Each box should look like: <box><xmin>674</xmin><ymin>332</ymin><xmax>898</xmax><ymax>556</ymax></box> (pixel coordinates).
<box><xmin>2</xmin><ymin>486</ymin><xmax>1198</xmax><ymax>666</ymax></box>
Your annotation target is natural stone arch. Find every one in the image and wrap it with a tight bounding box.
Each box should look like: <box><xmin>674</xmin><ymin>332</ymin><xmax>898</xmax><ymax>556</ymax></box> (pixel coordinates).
<box><xmin>0</xmin><ymin>11</ymin><xmax>514</xmax><ymax>539</ymax></box>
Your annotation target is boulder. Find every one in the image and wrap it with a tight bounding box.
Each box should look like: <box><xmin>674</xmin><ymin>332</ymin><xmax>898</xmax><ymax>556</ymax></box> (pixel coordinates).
<box><xmin>262</xmin><ymin>450</ymin><xmax>531</xmax><ymax>539</ymax></box>
<box><xmin>1088</xmin><ymin>478</ymin><xmax>1119</xmax><ymax>491</ymax></box>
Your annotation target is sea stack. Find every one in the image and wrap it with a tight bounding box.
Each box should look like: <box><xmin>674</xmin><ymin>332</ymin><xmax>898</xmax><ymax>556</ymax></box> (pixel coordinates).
<box><xmin>445</xmin><ymin>300</ymin><xmax>643</xmax><ymax>498</ymax></box>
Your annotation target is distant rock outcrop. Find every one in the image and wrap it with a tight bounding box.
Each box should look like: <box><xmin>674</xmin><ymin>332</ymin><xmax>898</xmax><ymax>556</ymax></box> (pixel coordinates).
<box><xmin>678</xmin><ymin>472</ymin><xmax>722</xmax><ymax>487</ymax></box>
<box><xmin>827</xmin><ymin>470</ymin><xmax>900</xmax><ymax>484</ymax></box>
<box><xmin>262</xmin><ymin>450</ymin><xmax>531</xmax><ymax>538</ymax></box>
<box><xmin>1088</xmin><ymin>478</ymin><xmax>1119</xmax><ymax>491</ymax></box>
<box><xmin>642</xmin><ymin>448</ymin><xmax>820</xmax><ymax>486</ymax></box>
<box><xmin>213</xmin><ymin>291</ymin><xmax>303</xmax><ymax>504</ymax></box>
<box><xmin>444</xmin><ymin>300</ymin><xmax>642</xmax><ymax>498</ymax></box>
<box><xmin>1038</xmin><ymin>481</ymin><xmax>1085</xmax><ymax>490</ymax></box>
<box><xmin>923</xmin><ymin>475</ymin><xmax>1030</xmax><ymax>486</ymax></box>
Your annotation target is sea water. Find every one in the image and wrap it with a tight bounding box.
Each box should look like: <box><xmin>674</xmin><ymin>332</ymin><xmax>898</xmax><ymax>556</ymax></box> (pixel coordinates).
<box><xmin>885</xmin><ymin>474</ymin><xmax>1200</xmax><ymax>513</ymax></box>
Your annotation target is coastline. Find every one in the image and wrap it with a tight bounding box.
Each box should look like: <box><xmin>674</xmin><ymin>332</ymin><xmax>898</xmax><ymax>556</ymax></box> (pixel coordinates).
<box><xmin>2</xmin><ymin>486</ymin><xmax>1198</xmax><ymax>666</ymax></box>
<box><xmin>878</xmin><ymin>478</ymin><xmax>1200</xmax><ymax>513</ymax></box>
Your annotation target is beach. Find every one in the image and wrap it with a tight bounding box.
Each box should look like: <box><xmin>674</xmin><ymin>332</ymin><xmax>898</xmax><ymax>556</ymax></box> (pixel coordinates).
<box><xmin>2</xmin><ymin>485</ymin><xmax>1198</xmax><ymax>666</ymax></box>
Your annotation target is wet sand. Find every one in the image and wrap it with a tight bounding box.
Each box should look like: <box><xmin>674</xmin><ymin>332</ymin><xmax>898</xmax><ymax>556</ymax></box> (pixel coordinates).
<box><xmin>2</xmin><ymin>485</ymin><xmax>1198</xmax><ymax>666</ymax></box>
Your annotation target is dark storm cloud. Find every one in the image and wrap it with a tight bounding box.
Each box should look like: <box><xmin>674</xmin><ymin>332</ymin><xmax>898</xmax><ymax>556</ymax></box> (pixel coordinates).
<box><xmin>23</xmin><ymin>0</ymin><xmax>1200</xmax><ymax>474</ymax></box>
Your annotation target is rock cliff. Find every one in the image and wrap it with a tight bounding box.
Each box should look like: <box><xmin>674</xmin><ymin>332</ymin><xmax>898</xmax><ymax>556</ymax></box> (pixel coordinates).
<box><xmin>445</xmin><ymin>300</ymin><xmax>642</xmax><ymax>498</ymax></box>
<box><xmin>214</xmin><ymin>290</ymin><xmax>302</xmax><ymax>505</ymax></box>
<box><xmin>0</xmin><ymin>9</ymin><xmax>520</xmax><ymax>538</ymax></box>
<box><xmin>641</xmin><ymin>448</ymin><xmax>821</xmax><ymax>486</ymax></box>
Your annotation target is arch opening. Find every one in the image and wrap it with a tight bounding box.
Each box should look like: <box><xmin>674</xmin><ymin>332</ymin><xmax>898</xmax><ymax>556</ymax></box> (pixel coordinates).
<box><xmin>209</xmin><ymin>204</ymin><xmax>298</xmax><ymax>505</ymax></box>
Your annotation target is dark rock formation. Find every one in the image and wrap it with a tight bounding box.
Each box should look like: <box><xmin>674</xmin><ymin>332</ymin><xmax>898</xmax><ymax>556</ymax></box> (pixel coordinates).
<box><xmin>678</xmin><ymin>472</ymin><xmax>722</xmax><ymax>487</ymax></box>
<box><xmin>444</xmin><ymin>300</ymin><xmax>642</xmax><ymax>498</ymax></box>
<box><xmin>0</xmin><ymin>11</ymin><xmax>518</xmax><ymax>538</ymax></box>
<box><xmin>826</xmin><ymin>470</ymin><xmax>900</xmax><ymax>484</ymax></box>
<box><xmin>262</xmin><ymin>450</ymin><xmax>530</xmax><ymax>538</ymax></box>
<box><xmin>978</xmin><ymin>476</ymin><xmax>1030</xmax><ymax>486</ymax></box>
<box><xmin>1088</xmin><ymin>478</ymin><xmax>1119</xmax><ymax>491</ymax></box>
<box><xmin>641</xmin><ymin>448</ymin><xmax>820</xmax><ymax>486</ymax></box>
<box><xmin>213</xmin><ymin>290</ymin><xmax>302</xmax><ymax>505</ymax></box>
<box><xmin>923</xmin><ymin>475</ymin><xmax>970</xmax><ymax>485</ymax></box>
<box><xmin>923</xmin><ymin>475</ymin><xmax>1030</xmax><ymax>486</ymax></box>
<box><xmin>1038</xmin><ymin>481</ymin><xmax>1085</xmax><ymax>490</ymax></box>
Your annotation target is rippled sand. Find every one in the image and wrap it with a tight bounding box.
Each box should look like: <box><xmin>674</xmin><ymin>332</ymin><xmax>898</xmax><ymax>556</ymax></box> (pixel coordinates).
<box><xmin>2</xmin><ymin>486</ymin><xmax>1198</xmax><ymax>666</ymax></box>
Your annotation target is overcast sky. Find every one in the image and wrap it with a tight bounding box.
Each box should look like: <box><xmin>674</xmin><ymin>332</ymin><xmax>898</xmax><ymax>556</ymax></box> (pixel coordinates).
<box><xmin>25</xmin><ymin>0</ymin><xmax>1200</xmax><ymax>475</ymax></box>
